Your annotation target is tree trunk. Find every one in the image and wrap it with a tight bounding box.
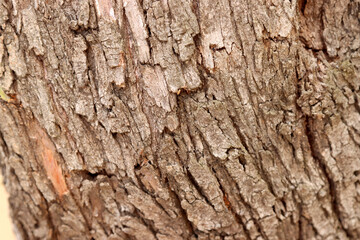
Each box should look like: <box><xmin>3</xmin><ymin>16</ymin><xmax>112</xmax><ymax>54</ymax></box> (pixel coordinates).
<box><xmin>0</xmin><ymin>0</ymin><xmax>359</xmax><ymax>239</ymax></box>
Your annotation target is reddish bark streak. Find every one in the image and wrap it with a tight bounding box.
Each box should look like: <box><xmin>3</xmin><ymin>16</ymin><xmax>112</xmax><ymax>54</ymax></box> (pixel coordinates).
<box><xmin>41</xmin><ymin>147</ymin><xmax>68</xmax><ymax>197</ymax></box>
<box><xmin>29</xmin><ymin>120</ymin><xmax>68</xmax><ymax>197</ymax></box>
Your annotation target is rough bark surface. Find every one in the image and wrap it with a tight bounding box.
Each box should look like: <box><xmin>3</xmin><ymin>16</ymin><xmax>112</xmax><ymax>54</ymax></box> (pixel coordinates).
<box><xmin>0</xmin><ymin>0</ymin><xmax>359</xmax><ymax>239</ymax></box>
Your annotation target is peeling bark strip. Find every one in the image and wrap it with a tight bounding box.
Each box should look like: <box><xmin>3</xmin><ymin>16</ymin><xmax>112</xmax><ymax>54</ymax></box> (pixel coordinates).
<box><xmin>94</xmin><ymin>0</ymin><xmax>116</xmax><ymax>21</ymax></box>
<box><xmin>29</xmin><ymin>120</ymin><xmax>68</xmax><ymax>198</ymax></box>
<box><xmin>123</xmin><ymin>0</ymin><xmax>150</xmax><ymax>63</ymax></box>
<box><xmin>0</xmin><ymin>0</ymin><xmax>360</xmax><ymax>239</ymax></box>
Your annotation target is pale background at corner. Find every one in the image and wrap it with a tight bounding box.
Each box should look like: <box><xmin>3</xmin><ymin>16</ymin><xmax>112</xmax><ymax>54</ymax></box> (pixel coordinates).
<box><xmin>0</xmin><ymin>175</ymin><xmax>16</xmax><ymax>240</ymax></box>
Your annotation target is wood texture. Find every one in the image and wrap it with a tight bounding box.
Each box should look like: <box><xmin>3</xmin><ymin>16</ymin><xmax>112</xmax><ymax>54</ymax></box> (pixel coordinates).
<box><xmin>0</xmin><ymin>0</ymin><xmax>359</xmax><ymax>239</ymax></box>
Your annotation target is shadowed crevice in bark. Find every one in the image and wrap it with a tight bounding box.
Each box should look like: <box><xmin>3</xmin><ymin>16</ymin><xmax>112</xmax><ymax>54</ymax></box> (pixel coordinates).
<box><xmin>298</xmin><ymin>0</ymin><xmax>340</xmax><ymax>62</ymax></box>
<box><xmin>304</xmin><ymin>116</ymin><xmax>352</xmax><ymax>238</ymax></box>
<box><xmin>212</xmin><ymin>159</ymin><xmax>268</xmax><ymax>240</ymax></box>
<box><xmin>165</xmin><ymin>177</ymin><xmax>196</xmax><ymax>238</ymax></box>
<box><xmin>212</xmin><ymin>166</ymin><xmax>252</xmax><ymax>240</ymax></box>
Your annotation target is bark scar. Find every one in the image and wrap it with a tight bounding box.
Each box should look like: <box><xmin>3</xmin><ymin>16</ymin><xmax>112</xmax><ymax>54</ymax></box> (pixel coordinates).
<box><xmin>94</xmin><ymin>0</ymin><xmax>116</xmax><ymax>21</ymax></box>
<box><xmin>29</xmin><ymin>120</ymin><xmax>68</xmax><ymax>197</ymax></box>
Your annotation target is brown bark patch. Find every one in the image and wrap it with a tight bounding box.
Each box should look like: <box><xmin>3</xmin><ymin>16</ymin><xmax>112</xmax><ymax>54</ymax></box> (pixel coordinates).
<box><xmin>298</xmin><ymin>0</ymin><xmax>325</xmax><ymax>50</ymax></box>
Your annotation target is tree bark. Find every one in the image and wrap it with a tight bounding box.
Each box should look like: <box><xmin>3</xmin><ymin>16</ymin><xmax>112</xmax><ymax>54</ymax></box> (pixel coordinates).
<box><xmin>0</xmin><ymin>0</ymin><xmax>359</xmax><ymax>239</ymax></box>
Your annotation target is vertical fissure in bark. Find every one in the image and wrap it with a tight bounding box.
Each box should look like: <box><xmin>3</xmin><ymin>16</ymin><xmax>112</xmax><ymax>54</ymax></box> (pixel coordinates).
<box><xmin>296</xmin><ymin>195</ymin><xmax>304</xmax><ymax>240</ymax></box>
<box><xmin>185</xmin><ymin>167</ymin><xmax>215</xmax><ymax>210</ymax></box>
<box><xmin>217</xmin><ymin>162</ymin><xmax>269</xmax><ymax>240</ymax></box>
<box><xmin>212</xmin><ymin>167</ymin><xmax>252</xmax><ymax>240</ymax></box>
<box><xmin>120</xmin><ymin>184</ymin><xmax>159</xmax><ymax>240</ymax></box>
<box><xmin>232</xmin><ymin>185</ymin><xmax>270</xmax><ymax>240</ymax></box>
<box><xmin>165</xmin><ymin>177</ymin><xmax>196</xmax><ymax>237</ymax></box>
<box><xmin>304</xmin><ymin>116</ymin><xmax>352</xmax><ymax>238</ymax></box>
<box><xmin>191</xmin><ymin>116</ymin><xmax>272</xmax><ymax>239</ymax></box>
<box><xmin>225</xmin><ymin>87</ymin><xmax>251</xmax><ymax>153</ymax></box>
<box><xmin>136</xmin><ymin>211</ymin><xmax>159</xmax><ymax>240</ymax></box>
<box><xmin>298</xmin><ymin>0</ymin><xmax>308</xmax><ymax>15</ymax></box>
<box><xmin>0</xmin><ymin>127</ymin><xmax>9</xmax><ymax>156</ymax></box>
<box><xmin>317</xmin><ymin>1</ymin><xmax>339</xmax><ymax>62</ymax></box>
